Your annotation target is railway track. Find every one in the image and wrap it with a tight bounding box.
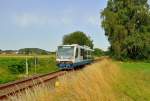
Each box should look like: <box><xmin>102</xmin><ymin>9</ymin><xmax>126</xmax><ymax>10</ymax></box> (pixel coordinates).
<box><xmin>0</xmin><ymin>58</ymin><xmax>102</xmax><ymax>100</ymax></box>
<box><xmin>0</xmin><ymin>70</ymin><xmax>66</xmax><ymax>100</ymax></box>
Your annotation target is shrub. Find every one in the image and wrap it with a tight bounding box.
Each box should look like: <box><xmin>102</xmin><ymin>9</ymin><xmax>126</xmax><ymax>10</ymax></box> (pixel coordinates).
<box><xmin>8</xmin><ymin>61</ymin><xmax>25</xmax><ymax>74</ymax></box>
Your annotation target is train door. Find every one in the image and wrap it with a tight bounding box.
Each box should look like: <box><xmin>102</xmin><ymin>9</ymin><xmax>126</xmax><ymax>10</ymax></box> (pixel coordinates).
<box><xmin>81</xmin><ymin>48</ymin><xmax>84</xmax><ymax>61</ymax></box>
<box><xmin>75</xmin><ymin>46</ymin><xmax>80</xmax><ymax>62</ymax></box>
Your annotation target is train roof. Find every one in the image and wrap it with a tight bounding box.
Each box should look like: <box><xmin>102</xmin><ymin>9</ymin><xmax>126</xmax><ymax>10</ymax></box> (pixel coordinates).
<box><xmin>58</xmin><ymin>44</ymin><xmax>93</xmax><ymax>51</ymax></box>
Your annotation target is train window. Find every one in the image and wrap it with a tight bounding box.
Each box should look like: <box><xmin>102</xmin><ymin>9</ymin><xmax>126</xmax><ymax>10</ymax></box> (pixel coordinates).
<box><xmin>84</xmin><ymin>50</ymin><xmax>87</xmax><ymax>59</ymax></box>
<box><xmin>57</xmin><ymin>46</ymin><xmax>74</xmax><ymax>59</ymax></box>
<box><xmin>88</xmin><ymin>51</ymin><xmax>91</xmax><ymax>59</ymax></box>
<box><xmin>75</xmin><ymin>48</ymin><xmax>78</xmax><ymax>58</ymax></box>
<box><xmin>86</xmin><ymin>50</ymin><xmax>90</xmax><ymax>59</ymax></box>
<box><xmin>80</xmin><ymin>49</ymin><xmax>84</xmax><ymax>56</ymax></box>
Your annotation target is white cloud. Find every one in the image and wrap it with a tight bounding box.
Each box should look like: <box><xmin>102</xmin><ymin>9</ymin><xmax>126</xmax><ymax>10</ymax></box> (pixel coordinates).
<box><xmin>13</xmin><ymin>11</ymin><xmax>100</xmax><ymax>29</ymax></box>
<box><xmin>61</xmin><ymin>17</ymin><xmax>73</xmax><ymax>25</ymax></box>
<box><xmin>87</xmin><ymin>16</ymin><xmax>98</xmax><ymax>25</ymax></box>
<box><xmin>60</xmin><ymin>8</ymin><xmax>75</xmax><ymax>26</ymax></box>
<box><xmin>13</xmin><ymin>13</ymin><xmax>75</xmax><ymax>28</ymax></box>
<box><xmin>14</xmin><ymin>13</ymin><xmax>49</xmax><ymax>28</ymax></box>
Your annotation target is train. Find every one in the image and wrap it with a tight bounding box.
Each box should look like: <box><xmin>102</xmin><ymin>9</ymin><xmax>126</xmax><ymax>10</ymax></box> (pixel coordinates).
<box><xmin>56</xmin><ymin>44</ymin><xmax>94</xmax><ymax>69</ymax></box>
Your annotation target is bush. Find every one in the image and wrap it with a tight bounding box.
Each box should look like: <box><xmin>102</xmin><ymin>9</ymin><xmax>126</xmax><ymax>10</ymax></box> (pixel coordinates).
<box><xmin>93</xmin><ymin>48</ymin><xmax>104</xmax><ymax>57</ymax></box>
<box><xmin>8</xmin><ymin>61</ymin><xmax>25</xmax><ymax>74</ymax></box>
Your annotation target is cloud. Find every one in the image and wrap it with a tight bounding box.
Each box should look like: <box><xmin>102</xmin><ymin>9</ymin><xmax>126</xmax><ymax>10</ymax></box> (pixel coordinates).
<box><xmin>87</xmin><ymin>16</ymin><xmax>98</xmax><ymax>25</ymax></box>
<box><xmin>14</xmin><ymin>13</ymin><xmax>49</xmax><ymax>28</ymax></box>
<box><xmin>13</xmin><ymin>13</ymin><xmax>75</xmax><ymax>28</ymax></box>
<box><xmin>13</xmin><ymin>11</ymin><xmax>100</xmax><ymax>29</ymax></box>
<box><xmin>81</xmin><ymin>15</ymin><xmax>101</xmax><ymax>28</ymax></box>
<box><xmin>61</xmin><ymin>17</ymin><xmax>73</xmax><ymax>25</ymax></box>
<box><xmin>60</xmin><ymin>8</ymin><xmax>75</xmax><ymax>26</ymax></box>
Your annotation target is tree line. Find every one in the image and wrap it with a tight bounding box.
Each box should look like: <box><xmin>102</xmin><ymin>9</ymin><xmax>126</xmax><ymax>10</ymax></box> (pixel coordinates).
<box><xmin>101</xmin><ymin>0</ymin><xmax>150</xmax><ymax>60</ymax></box>
<box><xmin>0</xmin><ymin>48</ymin><xmax>50</xmax><ymax>55</ymax></box>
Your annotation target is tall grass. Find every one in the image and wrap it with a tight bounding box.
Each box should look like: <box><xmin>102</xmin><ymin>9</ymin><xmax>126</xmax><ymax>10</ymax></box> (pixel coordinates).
<box><xmin>7</xmin><ymin>59</ymin><xmax>121</xmax><ymax>101</ymax></box>
<box><xmin>0</xmin><ymin>55</ymin><xmax>58</xmax><ymax>84</ymax></box>
<box><xmin>52</xmin><ymin>59</ymin><xmax>120</xmax><ymax>101</ymax></box>
<box><xmin>6</xmin><ymin>59</ymin><xmax>150</xmax><ymax>101</ymax></box>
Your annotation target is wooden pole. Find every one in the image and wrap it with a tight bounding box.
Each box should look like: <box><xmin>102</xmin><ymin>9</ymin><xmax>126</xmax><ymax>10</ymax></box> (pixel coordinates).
<box><xmin>34</xmin><ymin>56</ymin><xmax>37</xmax><ymax>74</ymax></box>
<box><xmin>26</xmin><ymin>56</ymin><xmax>29</xmax><ymax>76</ymax></box>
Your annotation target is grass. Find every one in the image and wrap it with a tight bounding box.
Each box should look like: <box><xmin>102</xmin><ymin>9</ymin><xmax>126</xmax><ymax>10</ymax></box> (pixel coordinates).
<box><xmin>0</xmin><ymin>67</ymin><xmax>18</xmax><ymax>84</ymax></box>
<box><xmin>6</xmin><ymin>58</ymin><xmax>150</xmax><ymax>101</ymax></box>
<box><xmin>7</xmin><ymin>59</ymin><xmax>121</xmax><ymax>101</ymax></box>
<box><xmin>0</xmin><ymin>55</ymin><xmax>58</xmax><ymax>84</ymax></box>
<box><xmin>116</xmin><ymin>61</ymin><xmax>150</xmax><ymax>101</ymax></box>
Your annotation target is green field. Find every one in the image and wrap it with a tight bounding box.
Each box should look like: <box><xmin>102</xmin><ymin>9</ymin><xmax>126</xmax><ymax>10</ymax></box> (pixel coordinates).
<box><xmin>0</xmin><ymin>55</ymin><xmax>59</xmax><ymax>84</ymax></box>
<box><xmin>117</xmin><ymin>62</ymin><xmax>150</xmax><ymax>101</ymax></box>
<box><xmin>1</xmin><ymin>55</ymin><xmax>150</xmax><ymax>100</ymax></box>
<box><xmin>5</xmin><ymin>58</ymin><xmax>150</xmax><ymax>101</ymax></box>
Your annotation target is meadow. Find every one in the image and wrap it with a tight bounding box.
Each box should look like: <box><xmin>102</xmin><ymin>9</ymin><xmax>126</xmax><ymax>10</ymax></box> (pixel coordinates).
<box><xmin>117</xmin><ymin>61</ymin><xmax>150</xmax><ymax>101</ymax></box>
<box><xmin>0</xmin><ymin>55</ymin><xmax>59</xmax><ymax>84</ymax></box>
<box><xmin>7</xmin><ymin>58</ymin><xmax>150</xmax><ymax>101</ymax></box>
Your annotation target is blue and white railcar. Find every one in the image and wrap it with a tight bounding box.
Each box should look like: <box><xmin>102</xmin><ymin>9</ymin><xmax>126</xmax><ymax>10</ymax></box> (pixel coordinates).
<box><xmin>56</xmin><ymin>44</ymin><xmax>93</xmax><ymax>69</ymax></box>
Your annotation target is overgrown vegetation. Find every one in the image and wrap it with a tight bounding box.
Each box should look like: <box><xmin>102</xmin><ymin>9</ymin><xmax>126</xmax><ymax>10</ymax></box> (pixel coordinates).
<box><xmin>0</xmin><ymin>55</ymin><xmax>58</xmax><ymax>84</ymax></box>
<box><xmin>0</xmin><ymin>68</ymin><xmax>18</xmax><ymax>84</ymax></box>
<box><xmin>93</xmin><ymin>48</ymin><xmax>104</xmax><ymax>57</ymax></box>
<box><xmin>7</xmin><ymin>59</ymin><xmax>120</xmax><ymax>101</ymax></box>
<box><xmin>101</xmin><ymin>0</ymin><xmax>150</xmax><ymax>60</ymax></box>
<box><xmin>8</xmin><ymin>61</ymin><xmax>25</xmax><ymax>74</ymax></box>
<box><xmin>7</xmin><ymin>59</ymin><xmax>150</xmax><ymax>101</ymax></box>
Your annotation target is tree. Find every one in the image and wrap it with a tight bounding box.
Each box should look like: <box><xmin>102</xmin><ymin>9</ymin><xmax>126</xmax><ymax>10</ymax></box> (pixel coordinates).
<box><xmin>63</xmin><ymin>31</ymin><xmax>94</xmax><ymax>48</ymax></box>
<box><xmin>93</xmin><ymin>48</ymin><xmax>104</xmax><ymax>57</ymax></box>
<box><xmin>101</xmin><ymin>0</ymin><xmax>150</xmax><ymax>60</ymax></box>
<box><xmin>18</xmin><ymin>48</ymin><xmax>50</xmax><ymax>55</ymax></box>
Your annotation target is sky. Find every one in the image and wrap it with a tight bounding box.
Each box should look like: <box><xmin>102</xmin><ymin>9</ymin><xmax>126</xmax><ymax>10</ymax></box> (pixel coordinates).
<box><xmin>0</xmin><ymin>0</ymin><xmax>110</xmax><ymax>51</ymax></box>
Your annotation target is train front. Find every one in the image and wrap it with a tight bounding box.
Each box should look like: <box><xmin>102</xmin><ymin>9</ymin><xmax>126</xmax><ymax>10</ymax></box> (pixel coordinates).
<box><xmin>56</xmin><ymin>45</ymin><xmax>75</xmax><ymax>69</ymax></box>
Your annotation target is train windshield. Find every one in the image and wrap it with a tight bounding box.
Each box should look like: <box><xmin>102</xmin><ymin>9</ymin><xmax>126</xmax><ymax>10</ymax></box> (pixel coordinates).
<box><xmin>57</xmin><ymin>46</ymin><xmax>74</xmax><ymax>59</ymax></box>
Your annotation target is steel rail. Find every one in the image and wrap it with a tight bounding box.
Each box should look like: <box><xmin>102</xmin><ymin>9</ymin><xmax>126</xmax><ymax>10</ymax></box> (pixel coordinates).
<box><xmin>0</xmin><ymin>58</ymin><xmax>101</xmax><ymax>100</ymax></box>
<box><xmin>0</xmin><ymin>70</ymin><xmax>66</xmax><ymax>100</ymax></box>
